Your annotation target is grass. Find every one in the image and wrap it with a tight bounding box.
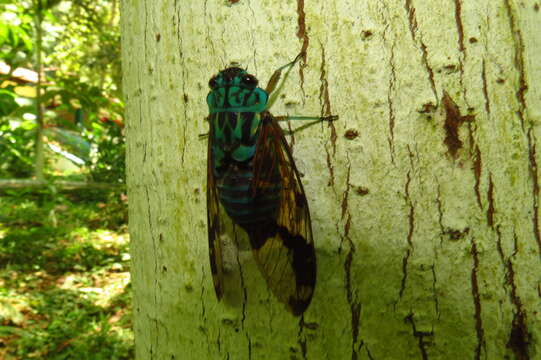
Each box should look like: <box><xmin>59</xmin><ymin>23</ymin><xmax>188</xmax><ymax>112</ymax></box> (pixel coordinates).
<box><xmin>0</xmin><ymin>190</ymin><xmax>133</xmax><ymax>359</ymax></box>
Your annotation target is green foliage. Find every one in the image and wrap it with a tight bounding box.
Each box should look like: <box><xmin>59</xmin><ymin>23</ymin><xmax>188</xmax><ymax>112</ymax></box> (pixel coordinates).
<box><xmin>88</xmin><ymin>120</ymin><xmax>125</xmax><ymax>184</ymax></box>
<box><xmin>0</xmin><ymin>2</ymin><xmax>130</xmax><ymax>358</ymax></box>
<box><xmin>0</xmin><ymin>117</ymin><xmax>36</xmax><ymax>177</ymax></box>
<box><xmin>0</xmin><ymin>3</ymin><xmax>33</xmax><ymax>68</ymax></box>
<box><xmin>0</xmin><ymin>89</ymin><xmax>19</xmax><ymax>117</ymax></box>
<box><xmin>0</xmin><ymin>191</ymin><xmax>132</xmax><ymax>359</ymax></box>
<box><xmin>0</xmin><ymin>0</ymin><xmax>124</xmax><ymax>182</ymax></box>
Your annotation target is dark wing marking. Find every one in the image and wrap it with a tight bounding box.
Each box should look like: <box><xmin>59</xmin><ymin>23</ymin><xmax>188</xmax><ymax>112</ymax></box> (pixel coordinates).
<box><xmin>249</xmin><ymin>111</ymin><xmax>316</xmax><ymax>316</ymax></box>
<box><xmin>207</xmin><ymin>116</ymin><xmax>224</xmax><ymax>299</ymax></box>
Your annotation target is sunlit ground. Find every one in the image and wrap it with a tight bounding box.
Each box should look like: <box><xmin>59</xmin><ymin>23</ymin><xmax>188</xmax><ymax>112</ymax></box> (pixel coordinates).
<box><xmin>0</xmin><ymin>192</ymin><xmax>133</xmax><ymax>360</ymax></box>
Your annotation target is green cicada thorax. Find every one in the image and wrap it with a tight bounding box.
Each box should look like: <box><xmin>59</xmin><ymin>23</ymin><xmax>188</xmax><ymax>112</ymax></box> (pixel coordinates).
<box><xmin>207</xmin><ymin>67</ymin><xmax>268</xmax><ymax>114</ymax></box>
<box><xmin>207</xmin><ymin>67</ymin><xmax>269</xmax><ymax>163</ymax></box>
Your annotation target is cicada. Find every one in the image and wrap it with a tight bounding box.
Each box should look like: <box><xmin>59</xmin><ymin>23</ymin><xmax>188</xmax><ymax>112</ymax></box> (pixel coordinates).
<box><xmin>206</xmin><ymin>53</ymin><xmax>336</xmax><ymax>316</ymax></box>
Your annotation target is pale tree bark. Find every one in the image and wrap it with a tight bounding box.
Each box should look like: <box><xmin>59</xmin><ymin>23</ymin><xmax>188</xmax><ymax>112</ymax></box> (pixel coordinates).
<box><xmin>121</xmin><ymin>1</ymin><xmax>540</xmax><ymax>359</ymax></box>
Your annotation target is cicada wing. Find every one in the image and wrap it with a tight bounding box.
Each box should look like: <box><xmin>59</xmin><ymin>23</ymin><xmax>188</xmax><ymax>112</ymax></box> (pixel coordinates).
<box><xmin>207</xmin><ymin>120</ymin><xmax>225</xmax><ymax>299</ymax></box>
<box><xmin>249</xmin><ymin>112</ymin><xmax>316</xmax><ymax>316</ymax></box>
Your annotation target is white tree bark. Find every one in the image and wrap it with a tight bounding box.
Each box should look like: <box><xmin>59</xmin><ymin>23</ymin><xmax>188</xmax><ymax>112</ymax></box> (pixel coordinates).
<box><xmin>121</xmin><ymin>1</ymin><xmax>541</xmax><ymax>359</ymax></box>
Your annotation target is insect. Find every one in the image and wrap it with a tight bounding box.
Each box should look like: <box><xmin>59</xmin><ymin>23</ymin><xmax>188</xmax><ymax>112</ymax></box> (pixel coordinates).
<box><xmin>206</xmin><ymin>53</ymin><xmax>337</xmax><ymax>316</ymax></box>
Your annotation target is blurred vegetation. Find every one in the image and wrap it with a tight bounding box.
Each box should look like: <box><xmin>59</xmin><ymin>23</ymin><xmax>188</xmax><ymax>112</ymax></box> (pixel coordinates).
<box><xmin>0</xmin><ymin>191</ymin><xmax>131</xmax><ymax>359</ymax></box>
<box><xmin>0</xmin><ymin>0</ymin><xmax>124</xmax><ymax>183</ymax></box>
<box><xmin>0</xmin><ymin>0</ymin><xmax>132</xmax><ymax>358</ymax></box>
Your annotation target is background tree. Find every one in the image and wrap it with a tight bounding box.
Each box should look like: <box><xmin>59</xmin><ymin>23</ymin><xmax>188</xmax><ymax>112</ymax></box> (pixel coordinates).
<box><xmin>122</xmin><ymin>0</ymin><xmax>540</xmax><ymax>359</ymax></box>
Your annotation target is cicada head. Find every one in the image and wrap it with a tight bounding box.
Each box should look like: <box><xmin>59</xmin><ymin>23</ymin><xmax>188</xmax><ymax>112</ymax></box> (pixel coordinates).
<box><xmin>207</xmin><ymin>67</ymin><xmax>268</xmax><ymax>114</ymax></box>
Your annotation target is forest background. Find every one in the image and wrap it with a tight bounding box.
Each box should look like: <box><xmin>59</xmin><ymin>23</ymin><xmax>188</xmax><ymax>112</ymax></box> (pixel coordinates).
<box><xmin>0</xmin><ymin>1</ymin><xmax>132</xmax><ymax>359</ymax></box>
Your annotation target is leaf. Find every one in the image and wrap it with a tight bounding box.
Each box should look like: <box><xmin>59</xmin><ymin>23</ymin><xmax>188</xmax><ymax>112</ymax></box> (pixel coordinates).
<box><xmin>0</xmin><ymin>89</ymin><xmax>19</xmax><ymax>117</ymax></box>
<box><xmin>0</xmin><ymin>23</ymin><xmax>9</xmax><ymax>46</ymax></box>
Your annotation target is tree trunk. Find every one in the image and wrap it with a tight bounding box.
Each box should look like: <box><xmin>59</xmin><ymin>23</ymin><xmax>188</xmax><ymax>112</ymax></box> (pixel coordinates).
<box><xmin>121</xmin><ymin>1</ymin><xmax>540</xmax><ymax>359</ymax></box>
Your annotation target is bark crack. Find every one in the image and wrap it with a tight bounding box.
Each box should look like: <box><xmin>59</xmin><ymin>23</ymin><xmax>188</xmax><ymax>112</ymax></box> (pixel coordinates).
<box><xmin>486</xmin><ymin>174</ymin><xmax>495</xmax><ymax>228</ymax></box>
<box><xmin>473</xmin><ymin>146</ymin><xmax>482</xmax><ymax>208</ymax></box>
<box><xmin>246</xmin><ymin>1</ymin><xmax>258</xmax><ymax>73</ymax></box>
<box><xmin>503</xmin><ymin>0</ymin><xmax>528</xmax><ymax>130</ymax></box>
<box><xmin>296</xmin><ymin>319</ymin><xmax>312</xmax><ymax>360</ymax></box>
<box><xmin>405</xmin><ymin>313</ymin><xmax>431</xmax><ymax>360</ymax></box>
<box><xmin>199</xmin><ymin>265</ymin><xmax>213</xmax><ymax>356</ymax></box>
<box><xmin>175</xmin><ymin>3</ymin><xmax>187</xmax><ymax>163</ymax></box>
<box><xmin>403</xmin><ymin>0</ymin><xmax>438</xmax><ymax>102</ymax></box>
<box><xmin>527</xmin><ymin>129</ymin><xmax>541</xmax><ymax>256</ymax></box>
<box><xmin>505</xmin><ymin>233</ymin><xmax>532</xmax><ymax>359</ymax></box>
<box><xmin>385</xmin><ymin>28</ymin><xmax>397</xmax><ymax>163</ymax></box>
<box><xmin>145</xmin><ymin>186</ymin><xmax>159</xmax><ymax>358</ymax></box>
<box><xmin>470</xmin><ymin>237</ymin><xmax>486</xmax><ymax>360</ymax></box>
<box><xmin>430</xmin><ymin>265</ymin><xmax>440</xmax><ymax>319</ymax></box>
<box><xmin>319</xmin><ymin>45</ymin><xmax>337</xmax><ymax>190</ymax></box>
<box><xmin>399</xmin><ymin>170</ymin><xmax>415</xmax><ymax>299</ymax></box>
<box><xmin>341</xmin><ymin>159</ymin><xmax>362</xmax><ymax>360</ymax></box>
<box><xmin>435</xmin><ymin>181</ymin><xmax>445</xmax><ymax>246</ymax></box>
<box><xmin>419</xmin><ymin>43</ymin><xmax>437</xmax><ymax>103</ymax></box>
<box><xmin>366</xmin><ymin>346</ymin><xmax>375</xmax><ymax>360</ymax></box>
<box><xmin>326</xmin><ymin>151</ymin><xmax>335</xmax><ymax>188</ymax></box>
<box><xmin>232</xmin><ymin>229</ymin><xmax>248</xmax><ymax>327</ymax></box>
<box><xmin>319</xmin><ymin>45</ymin><xmax>337</xmax><ymax>156</ymax></box>
<box><xmin>296</xmin><ymin>0</ymin><xmax>309</xmax><ymax>93</ymax></box>
<box><xmin>453</xmin><ymin>0</ymin><xmax>468</xmax><ymax>105</ymax></box>
<box><xmin>404</xmin><ymin>0</ymin><xmax>419</xmax><ymax>41</ymax></box>
<box><xmin>481</xmin><ymin>60</ymin><xmax>491</xmax><ymax>115</ymax></box>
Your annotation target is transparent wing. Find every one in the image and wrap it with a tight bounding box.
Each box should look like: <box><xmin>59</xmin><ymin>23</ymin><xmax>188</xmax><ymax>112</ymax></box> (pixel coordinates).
<box><xmin>249</xmin><ymin>111</ymin><xmax>316</xmax><ymax>316</ymax></box>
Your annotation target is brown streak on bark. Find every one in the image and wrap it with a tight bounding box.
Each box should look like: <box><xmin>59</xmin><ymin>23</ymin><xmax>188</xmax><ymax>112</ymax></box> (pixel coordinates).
<box><xmin>296</xmin><ymin>0</ymin><xmax>309</xmax><ymax>91</ymax></box>
<box><xmin>344</xmin><ymin>239</ymin><xmax>361</xmax><ymax>360</ymax></box>
<box><xmin>399</xmin><ymin>171</ymin><xmax>415</xmax><ymax>298</ymax></box>
<box><xmin>436</xmin><ymin>182</ymin><xmax>444</xmax><ymax>232</ymax></box>
<box><xmin>505</xmin><ymin>235</ymin><xmax>531</xmax><ymax>359</ymax></box>
<box><xmin>420</xmin><ymin>41</ymin><xmax>438</xmax><ymax>102</ymax></box>
<box><xmin>453</xmin><ymin>0</ymin><xmax>468</xmax><ymax>103</ymax></box>
<box><xmin>503</xmin><ymin>0</ymin><xmax>528</xmax><ymax>129</ymax></box>
<box><xmin>404</xmin><ymin>0</ymin><xmax>438</xmax><ymax>101</ymax></box>
<box><xmin>487</xmin><ymin>174</ymin><xmax>495</xmax><ymax>228</ymax></box>
<box><xmin>319</xmin><ymin>45</ymin><xmax>337</xmax><ymax>156</ymax></box>
<box><xmin>470</xmin><ymin>238</ymin><xmax>486</xmax><ymax>360</ymax></box>
<box><xmin>481</xmin><ymin>60</ymin><xmax>491</xmax><ymax>115</ymax></box>
<box><xmin>326</xmin><ymin>151</ymin><xmax>335</xmax><ymax>188</ymax></box>
<box><xmin>341</xmin><ymin>159</ymin><xmax>361</xmax><ymax>360</ymax></box>
<box><xmin>527</xmin><ymin>129</ymin><xmax>541</xmax><ymax>255</ymax></box>
<box><xmin>387</xmin><ymin>39</ymin><xmax>397</xmax><ymax>163</ymax></box>
<box><xmin>442</xmin><ymin>91</ymin><xmax>475</xmax><ymax>158</ymax></box>
<box><xmin>341</xmin><ymin>163</ymin><xmax>352</xmax><ymax>219</ymax></box>
<box><xmin>453</xmin><ymin>0</ymin><xmax>465</xmax><ymax>54</ymax></box>
<box><xmin>473</xmin><ymin>146</ymin><xmax>482</xmax><ymax>208</ymax></box>
<box><xmin>404</xmin><ymin>0</ymin><xmax>418</xmax><ymax>41</ymax></box>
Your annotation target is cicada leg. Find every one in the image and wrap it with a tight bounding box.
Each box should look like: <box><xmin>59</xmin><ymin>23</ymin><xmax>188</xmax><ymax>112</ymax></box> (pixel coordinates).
<box><xmin>265</xmin><ymin>52</ymin><xmax>305</xmax><ymax>110</ymax></box>
<box><xmin>274</xmin><ymin>115</ymin><xmax>338</xmax><ymax>135</ymax></box>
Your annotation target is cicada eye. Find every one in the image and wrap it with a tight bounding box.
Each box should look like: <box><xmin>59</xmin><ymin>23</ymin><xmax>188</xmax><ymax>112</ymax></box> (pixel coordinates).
<box><xmin>208</xmin><ymin>76</ymin><xmax>217</xmax><ymax>89</ymax></box>
<box><xmin>241</xmin><ymin>74</ymin><xmax>258</xmax><ymax>87</ymax></box>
